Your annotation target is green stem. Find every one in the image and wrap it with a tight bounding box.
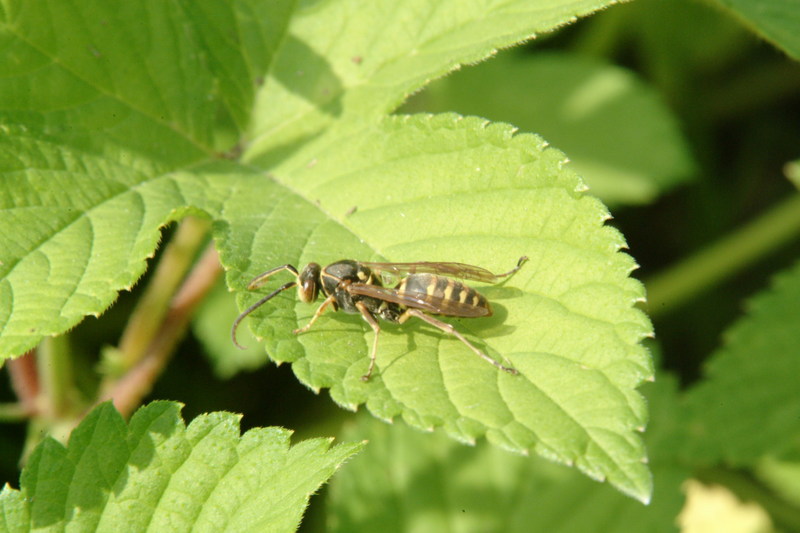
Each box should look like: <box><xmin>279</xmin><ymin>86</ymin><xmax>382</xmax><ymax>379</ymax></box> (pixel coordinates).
<box><xmin>646</xmin><ymin>194</ymin><xmax>800</xmax><ymax>317</ymax></box>
<box><xmin>37</xmin><ymin>335</ymin><xmax>76</xmax><ymax>419</ymax></box>
<box><xmin>100</xmin><ymin>244</ymin><xmax>222</xmax><ymax>417</ymax></box>
<box><xmin>5</xmin><ymin>350</ymin><xmax>38</xmax><ymax>416</ymax></box>
<box><xmin>114</xmin><ymin>216</ymin><xmax>211</xmax><ymax>373</ymax></box>
<box><xmin>17</xmin><ymin>336</ymin><xmax>82</xmax><ymax>454</ymax></box>
<box><xmin>0</xmin><ymin>403</ymin><xmax>28</xmax><ymax>422</ymax></box>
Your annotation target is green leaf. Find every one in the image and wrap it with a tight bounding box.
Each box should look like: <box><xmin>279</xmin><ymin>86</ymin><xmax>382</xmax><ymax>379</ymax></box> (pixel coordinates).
<box><xmin>0</xmin><ymin>401</ymin><xmax>363</xmax><ymax>532</ymax></box>
<box><xmin>245</xmin><ymin>0</ymin><xmax>630</xmax><ymax>162</ymax></box>
<box><xmin>0</xmin><ymin>0</ymin><xmax>627</xmax><ymax>357</ymax></box>
<box><xmin>194</xmin><ymin>279</ymin><xmax>266</xmax><ymax>378</ymax></box>
<box><xmin>713</xmin><ymin>0</ymin><xmax>800</xmax><ymax>60</ymax></box>
<box><xmin>685</xmin><ymin>260</ymin><xmax>800</xmax><ymax>464</ymax></box>
<box><xmin>0</xmin><ymin>0</ymin><xmax>653</xmax><ymax>502</ymax></box>
<box><xmin>223</xmin><ymin>113</ymin><xmax>654</xmax><ymax>502</ymax></box>
<box><xmin>407</xmin><ymin>51</ymin><xmax>695</xmax><ymax>205</ymax></box>
<box><xmin>0</xmin><ymin>2</ymin><xmax>207</xmax><ymax>163</ymax></box>
<box><xmin>329</xmin><ymin>378</ymin><xmax>686</xmax><ymax>532</ymax></box>
<box><xmin>179</xmin><ymin>0</ymin><xmax>296</xmax><ymax>133</ymax></box>
<box><xmin>0</xmin><ymin>126</ymin><xmax>252</xmax><ymax>356</ymax></box>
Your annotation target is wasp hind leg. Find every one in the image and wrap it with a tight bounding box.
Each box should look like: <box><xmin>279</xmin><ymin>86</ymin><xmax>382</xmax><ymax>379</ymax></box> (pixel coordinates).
<box><xmin>355</xmin><ymin>301</ymin><xmax>382</xmax><ymax>381</ymax></box>
<box><xmin>401</xmin><ymin>309</ymin><xmax>518</xmax><ymax>375</ymax></box>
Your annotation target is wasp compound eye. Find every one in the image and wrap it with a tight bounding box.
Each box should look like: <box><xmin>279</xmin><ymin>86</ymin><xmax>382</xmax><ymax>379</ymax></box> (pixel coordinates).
<box><xmin>298</xmin><ymin>263</ymin><xmax>321</xmax><ymax>303</ymax></box>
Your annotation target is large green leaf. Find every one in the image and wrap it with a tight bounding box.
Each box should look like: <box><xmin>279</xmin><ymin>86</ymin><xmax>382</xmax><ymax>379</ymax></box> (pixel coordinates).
<box><xmin>713</xmin><ymin>0</ymin><xmax>800</xmax><ymax>60</ymax></box>
<box><xmin>0</xmin><ymin>0</ymin><xmax>654</xmax><ymax>501</ymax></box>
<box><xmin>222</xmin><ymin>113</ymin><xmax>654</xmax><ymax>502</ymax></box>
<box><xmin>0</xmin><ymin>128</ymin><xmax>250</xmax><ymax>356</ymax></box>
<box><xmin>329</xmin><ymin>378</ymin><xmax>686</xmax><ymax>532</ymax></box>
<box><xmin>407</xmin><ymin>51</ymin><xmax>695</xmax><ymax>205</ymax></box>
<box><xmin>0</xmin><ymin>402</ymin><xmax>362</xmax><ymax>532</ymax></box>
<box><xmin>0</xmin><ymin>0</ymin><xmax>631</xmax><ymax>357</ymax></box>
<box><xmin>684</xmin><ymin>260</ymin><xmax>800</xmax><ymax>464</ymax></box>
<box><xmin>245</xmin><ymin>0</ymin><xmax>627</xmax><ymax>161</ymax></box>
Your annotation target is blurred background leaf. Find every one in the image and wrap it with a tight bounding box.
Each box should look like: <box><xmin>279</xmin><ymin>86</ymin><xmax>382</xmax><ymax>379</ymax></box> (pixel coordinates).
<box><xmin>405</xmin><ymin>51</ymin><xmax>696</xmax><ymax>205</ymax></box>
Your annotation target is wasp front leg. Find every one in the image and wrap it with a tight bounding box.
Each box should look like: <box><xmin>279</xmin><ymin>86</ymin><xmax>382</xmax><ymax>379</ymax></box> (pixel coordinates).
<box><xmin>293</xmin><ymin>293</ymin><xmax>337</xmax><ymax>334</ymax></box>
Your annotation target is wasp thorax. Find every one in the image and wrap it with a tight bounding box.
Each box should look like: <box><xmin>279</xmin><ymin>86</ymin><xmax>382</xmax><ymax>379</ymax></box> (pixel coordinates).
<box><xmin>297</xmin><ymin>263</ymin><xmax>321</xmax><ymax>303</ymax></box>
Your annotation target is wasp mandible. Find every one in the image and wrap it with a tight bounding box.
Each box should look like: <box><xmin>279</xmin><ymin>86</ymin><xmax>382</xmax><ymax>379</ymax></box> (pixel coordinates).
<box><xmin>231</xmin><ymin>256</ymin><xmax>528</xmax><ymax>380</ymax></box>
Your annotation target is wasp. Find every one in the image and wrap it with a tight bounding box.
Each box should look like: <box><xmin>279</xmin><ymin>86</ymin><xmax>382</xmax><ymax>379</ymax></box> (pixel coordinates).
<box><xmin>231</xmin><ymin>256</ymin><xmax>528</xmax><ymax>380</ymax></box>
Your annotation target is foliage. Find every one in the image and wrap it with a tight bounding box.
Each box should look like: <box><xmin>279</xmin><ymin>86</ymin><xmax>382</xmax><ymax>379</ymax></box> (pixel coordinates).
<box><xmin>0</xmin><ymin>402</ymin><xmax>361</xmax><ymax>532</ymax></box>
<box><xmin>1</xmin><ymin>0</ymin><xmax>799</xmax><ymax>531</ymax></box>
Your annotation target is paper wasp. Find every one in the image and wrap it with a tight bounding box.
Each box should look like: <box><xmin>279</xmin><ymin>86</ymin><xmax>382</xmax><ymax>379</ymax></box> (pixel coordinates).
<box><xmin>231</xmin><ymin>256</ymin><xmax>528</xmax><ymax>380</ymax></box>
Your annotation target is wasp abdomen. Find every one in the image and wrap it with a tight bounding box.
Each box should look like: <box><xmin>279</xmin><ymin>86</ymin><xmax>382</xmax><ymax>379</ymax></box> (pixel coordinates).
<box><xmin>397</xmin><ymin>274</ymin><xmax>490</xmax><ymax>315</ymax></box>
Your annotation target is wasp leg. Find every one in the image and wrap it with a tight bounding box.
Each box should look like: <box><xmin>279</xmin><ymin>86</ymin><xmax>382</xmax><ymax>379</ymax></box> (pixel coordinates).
<box><xmin>400</xmin><ymin>309</ymin><xmax>518</xmax><ymax>375</ymax></box>
<box><xmin>355</xmin><ymin>301</ymin><xmax>381</xmax><ymax>381</ymax></box>
<box><xmin>293</xmin><ymin>293</ymin><xmax>337</xmax><ymax>334</ymax></box>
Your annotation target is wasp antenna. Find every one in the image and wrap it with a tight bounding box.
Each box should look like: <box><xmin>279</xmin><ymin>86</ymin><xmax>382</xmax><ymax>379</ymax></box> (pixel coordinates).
<box><xmin>232</xmin><ymin>281</ymin><xmax>297</xmax><ymax>349</ymax></box>
<box><xmin>246</xmin><ymin>264</ymin><xmax>300</xmax><ymax>290</ymax></box>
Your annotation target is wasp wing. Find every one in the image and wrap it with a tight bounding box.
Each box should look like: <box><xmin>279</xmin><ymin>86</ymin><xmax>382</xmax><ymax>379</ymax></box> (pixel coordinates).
<box><xmin>348</xmin><ymin>283</ymin><xmax>490</xmax><ymax>318</ymax></box>
<box><xmin>359</xmin><ymin>261</ymin><xmax>501</xmax><ymax>283</ymax></box>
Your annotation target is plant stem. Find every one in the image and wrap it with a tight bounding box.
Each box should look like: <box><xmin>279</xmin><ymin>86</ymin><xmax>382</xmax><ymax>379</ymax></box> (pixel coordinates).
<box><xmin>5</xmin><ymin>351</ymin><xmax>39</xmax><ymax>417</ymax></box>
<box><xmin>115</xmin><ymin>216</ymin><xmax>211</xmax><ymax>373</ymax></box>
<box><xmin>0</xmin><ymin>403</ymin><xmax>28</xmax><ymax>422</ymax></box>
<box><xmin>37</xmin><ymin>335</ymin><xmax>76</xmax><ymax>419</ymax></box>
<box><xmin>646</xmin><ymin>194</ymin><xmax>800</xmax><ymax>317</ymax></box>
<box><xmin>15</xmin><ymin>337</ymin><xmax>82</xmax><ymax>454</ymax></box>
<box><xmin>100</xmin><ymin>244</ymin><xmax>222</xmax><ymax>418</ymax></box>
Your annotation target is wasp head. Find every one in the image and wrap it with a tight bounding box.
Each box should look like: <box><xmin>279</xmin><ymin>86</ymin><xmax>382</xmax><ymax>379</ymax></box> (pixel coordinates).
<box><xmin>297</xmin><ymin>263</ymin><xmax>321</xmax><ymax>303</ymax></box>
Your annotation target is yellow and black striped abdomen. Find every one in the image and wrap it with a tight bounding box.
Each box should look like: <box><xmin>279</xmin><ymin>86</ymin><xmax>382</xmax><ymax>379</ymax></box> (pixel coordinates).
<box><xmin>397</xmin><ymin>273</ymin><xmax>491</xmax><ymax>317</ymax></box>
